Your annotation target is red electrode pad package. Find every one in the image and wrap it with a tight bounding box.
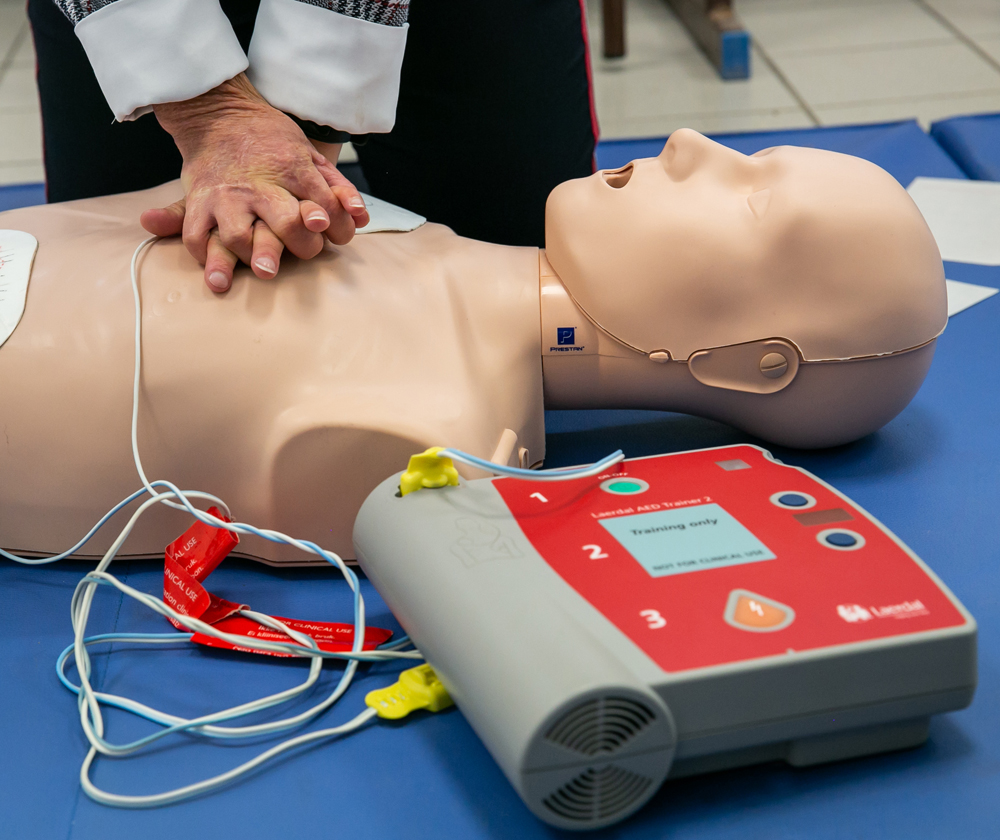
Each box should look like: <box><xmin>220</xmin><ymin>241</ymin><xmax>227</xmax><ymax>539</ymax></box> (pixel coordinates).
<box><xmin>164</xmin><ymin>509</ymin><xmax>390</xmax><ymax>655</ymax></box>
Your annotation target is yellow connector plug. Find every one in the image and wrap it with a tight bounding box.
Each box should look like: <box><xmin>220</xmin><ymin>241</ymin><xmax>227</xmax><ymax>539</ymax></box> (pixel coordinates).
<box><xmin>365</xmin><ymin>664</ymin><xmax>454</xmax><ymax>720</ymax></box>
<box><xmin>399</xmin><ymin>447</ymin><xmax>459</xmax><ymax>497</ymax></box>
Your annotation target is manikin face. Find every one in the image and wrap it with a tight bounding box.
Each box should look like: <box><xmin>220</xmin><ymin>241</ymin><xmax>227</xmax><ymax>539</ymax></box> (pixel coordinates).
<box><xmin>544</xmin><ymin>129</ymin><xmax>946</xmax><ymax>362</ymax></box>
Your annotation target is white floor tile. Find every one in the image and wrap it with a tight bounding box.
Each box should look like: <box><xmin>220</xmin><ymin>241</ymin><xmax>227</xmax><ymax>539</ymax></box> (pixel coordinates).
<box><xmin>0</xmin><ymin>107</ymin><xmax>43</xmax><ymax>163</ymax></box>
<box><xmin>586</xmin><ymin>0</ymin><xmax>703</xmax><ymax>66</ymax></box>
<box><xmin>598</xmin><ymin>106</ymin><xmax>813</xmax><ymax>140</ymax></box>
<box><xmin>0</xmin><ymin>65</ymin><xmax>41</xmax><ymax>111</ymax></box>
<box><xmin>921</xmin><ymin>0</ymin><xmax>1000</xmax><ymax>39</ymax></box>
<box><xmin>740</xmin><ymin>0</ymin><xmax>954</xmax><ymax>54</ymax></box>
<box><xmin>976</xmin><ymin>33</ymin><xmax>1000</xmax><ymax>62</ymax></box>
<box><xmin>593</xmin><ymin>49</ymin><xmax>801</xmax><ymax>128</ymax></box>
<box><xmin>815</xmin><ymin>89</ymin><xmax>1000</xmax><ymax>127</ymax></box>
<box><xmin>0</xmin><ymin>159</ymin><xmax>44</xmax><ymax>186</ymax></box>
<box><xmin>339</xmin><ymin>142</ymin><xmax>358</xmax><ymax>164</ymax></box>
<box><xmin>775</xmin><ymin>40</ymin><xmax>1000</xmax><ymax>106</ymax></box>
<box><xmin>9</xmin><ymin>28</ymin><xmax>36</xmax><ymax>67</ymax></box>
<box><xmin>0</xmin><ymin>10</ymin><xmax>26</xmax><ymax>59</ymax></box>
<box><xmin>737</xmin><ymin>0</ymin><xmax>901</xmax><ymax>7</ymax></box>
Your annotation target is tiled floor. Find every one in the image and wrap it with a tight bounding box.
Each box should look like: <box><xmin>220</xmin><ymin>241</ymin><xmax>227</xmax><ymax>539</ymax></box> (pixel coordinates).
<box><xmin>587</xmin><ymin>0</ymin><xmax>1000</xmax><ymax>137</ymax></box>
<box><xmin>0</xmin><ymin>0</ymin><xmax>42</xmax><ymax>186</ymax></box>
<box><xmin>1</xmin><ymin>0</ymin><xmax>999</xmax><ymax>184</ymax></box>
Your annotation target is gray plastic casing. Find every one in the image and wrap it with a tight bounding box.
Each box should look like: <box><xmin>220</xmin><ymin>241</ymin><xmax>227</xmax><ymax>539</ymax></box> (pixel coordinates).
<box><xmin>353</xmin><ymin>451</ymin><xmax>976</xmax><ymax>831</ymax></box>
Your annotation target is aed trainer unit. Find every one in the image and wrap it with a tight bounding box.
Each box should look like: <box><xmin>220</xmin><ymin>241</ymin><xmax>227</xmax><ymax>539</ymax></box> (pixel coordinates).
<box><xmin>353</xmin><ymin>445</ymin><xmax>976</xmax><ymax>830</ymax></box>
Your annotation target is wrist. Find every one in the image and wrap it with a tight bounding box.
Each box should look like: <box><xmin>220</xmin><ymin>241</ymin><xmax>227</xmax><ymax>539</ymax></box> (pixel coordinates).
<box><xmin>154</xmin><ymin>73</ymin><xmax>273</xmax><ymax>152</ymax></box>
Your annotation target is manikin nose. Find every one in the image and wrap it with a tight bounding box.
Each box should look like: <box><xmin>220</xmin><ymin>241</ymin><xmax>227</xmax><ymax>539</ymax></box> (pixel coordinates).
<box><xmin>658</xmin><ymin>128</ymin><xmax>753</xmax><ymax>182</ymax></box>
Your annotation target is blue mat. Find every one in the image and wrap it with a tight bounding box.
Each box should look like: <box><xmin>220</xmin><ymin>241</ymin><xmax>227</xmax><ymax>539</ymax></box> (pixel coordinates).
<box><xmin>931</xmin><ymin>112</ymin><xmax>1000</xmax><ymax>181</ymax></box>
<box><xmin>3</xmin><ymin>121</ymin><xmax>1000</xmax><ymax>840</ymax></box>
<box><xmin>0</xmin><ymin>181</ymin><xmax>45</xmax><ymax>212</ymax></box>
<box><xmin>597</xmin><ymin>119</ymin><xmax>966</xmax><ymax>187</ymax></box>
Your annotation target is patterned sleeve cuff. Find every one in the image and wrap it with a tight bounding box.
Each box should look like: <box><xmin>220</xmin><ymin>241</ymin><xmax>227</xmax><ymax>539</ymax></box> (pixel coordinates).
<box><xmin>247</xmin><ymin>0</ymin><xmax>409</xmax><ymax>135</ymax></box>
<box><xmin>74</xmin><ymin>0</ymin><xmax>249</xmax><ymax>122</ymax></box>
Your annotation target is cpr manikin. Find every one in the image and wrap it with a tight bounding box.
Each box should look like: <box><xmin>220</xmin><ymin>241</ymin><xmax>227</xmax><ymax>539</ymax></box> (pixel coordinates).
<box><xmin>0</xmin><ymin>130</ymin><xmax>945</xmax><ymax>565</ymax></box>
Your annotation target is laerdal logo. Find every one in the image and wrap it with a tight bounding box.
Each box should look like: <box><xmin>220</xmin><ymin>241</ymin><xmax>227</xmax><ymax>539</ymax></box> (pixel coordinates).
<box><xmin>837</xmin><ymin>600</ymin><xmax>928</xmax><ymax>623</ymax></box>
<box><xmin>837</xmin><ymin>604</ymin><xmax>872</xmax><ymax>623</ymax></box>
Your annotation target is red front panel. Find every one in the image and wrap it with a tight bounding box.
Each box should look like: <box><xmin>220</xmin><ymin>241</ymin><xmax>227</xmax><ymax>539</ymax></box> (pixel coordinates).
<box><xmin>493</xmin><ymin>446</ymin><xmax>966</xmax><ymax>673</ymax></box>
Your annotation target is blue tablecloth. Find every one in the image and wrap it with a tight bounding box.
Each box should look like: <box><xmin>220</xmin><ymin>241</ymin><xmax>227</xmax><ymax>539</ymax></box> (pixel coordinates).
<box><xmin>930</xmin><ymin>112</ymin><xmax>1000</xmax><ymax>181</ymax></box>
<box><xmin>2</xmin><ymin>120</ymin><xmax>998</xmax><ymax>839</ymax></box>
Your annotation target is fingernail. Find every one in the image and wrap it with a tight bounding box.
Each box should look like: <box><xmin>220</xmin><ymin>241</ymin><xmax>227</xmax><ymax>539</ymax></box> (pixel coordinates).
<box><xmin>208</xmin><ymin>271</ymin><xmax>229</xmax><ymax>290</ymax></box>
<box><xmin>348</xmin><ymin>197</ymin><xmax>366</xmax><ymax>209</ymax></box>
<box><xmin>306</xmin><ymin>212</ymin><xmax>328</xmax><ymax>223</ymax></box>
<box><xmin>254</xmin><ymin>257</ymin><xmax>277</xmax><ymax>276</ymax></box>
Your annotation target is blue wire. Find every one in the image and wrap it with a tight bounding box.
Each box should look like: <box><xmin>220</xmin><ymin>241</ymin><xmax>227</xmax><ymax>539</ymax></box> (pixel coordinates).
<box><xmin>37</xmin><ymin>438</ymin><xmax>618</xmax><ymax>772</ymax></box>
<box><xmin>0</xmin><ymin>487</ymin><xmax>152</xmax><ymax>565</ymax></box>
<box><xmin>438</xmin><ymin>448</ymin><xmax>624</xmax><ymax>480</ymax></box>
<box><xmin>57</xmin><ymin>634</ymin><xmax>193</xmax><ymax>695</ymax></box>
<box><xmin>58</xmin><ymin>631</ymin><xmax>356</xmax><ymax>752</ymax></box>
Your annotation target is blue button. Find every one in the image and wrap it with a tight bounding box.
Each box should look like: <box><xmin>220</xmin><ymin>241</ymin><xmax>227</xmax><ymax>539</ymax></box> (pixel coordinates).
<box><xmin>825</xmin><ymin>532</ymin><xmax>858</xmax><ymax>547</ymax></box>
<box><xmin>778</xmin><ymin>493</ymin><xmax>809</xmax><ymax>507</ymax></box>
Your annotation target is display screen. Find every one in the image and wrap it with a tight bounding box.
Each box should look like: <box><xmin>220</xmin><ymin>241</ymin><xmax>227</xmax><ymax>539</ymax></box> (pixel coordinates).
<box><xmin>598</xmin><ymin>502</ymin><xmax>775</xmax><ymax>577</ymax></box>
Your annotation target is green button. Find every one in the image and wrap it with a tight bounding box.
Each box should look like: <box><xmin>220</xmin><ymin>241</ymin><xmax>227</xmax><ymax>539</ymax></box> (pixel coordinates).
<box><xmin>600</xmin><ymin>476</ymin><xmax>649</xmax><ymax>495</ymax></box>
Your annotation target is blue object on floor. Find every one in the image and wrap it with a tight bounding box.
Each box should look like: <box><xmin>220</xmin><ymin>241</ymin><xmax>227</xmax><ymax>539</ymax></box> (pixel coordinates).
<box><xmin>3</xmin><ymin>121</ymin><xmax>1000</xmax><ymax>840</ymax></box>
<box><xmin>930</xmin><ymin>112</ymin><xmax>1000</xmax><ymax>181</ymax></box>
<box><xmin>0</xmin><ymin>181</ymin><xmax>45</xmax><ymax>212</ymax></box>
<box><xmin>596</xmin><ymin>119</ymin><xmax>967</xmax><ymax>187</ymax></box>
<box><xmin>720</xmin><ymin>29</ymin><xmax>750</xmax><ymax>80</ymax></box>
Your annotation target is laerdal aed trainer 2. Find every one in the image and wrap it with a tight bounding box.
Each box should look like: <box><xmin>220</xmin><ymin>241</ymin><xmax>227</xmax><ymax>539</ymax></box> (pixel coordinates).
<box><xmin>353</xmin><ymin>446</ymin><xmax>976</xmax><ymax>830</ymax></box>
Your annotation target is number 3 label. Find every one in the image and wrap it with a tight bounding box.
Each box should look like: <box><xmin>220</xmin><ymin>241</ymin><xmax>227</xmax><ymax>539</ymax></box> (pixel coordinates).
<box><xmin>640</xmin><ymin>609</ymin><xmax>667</xmax><ymax>629</ymax></box>
<box><xmin>582</xmin><ymin>544</ymin><xmax>609</xmax><ymax>560</ymax></box>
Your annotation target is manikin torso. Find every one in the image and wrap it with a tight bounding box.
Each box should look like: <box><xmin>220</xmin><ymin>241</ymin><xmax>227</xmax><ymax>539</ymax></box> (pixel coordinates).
<box><xmin>0</xmin><ymin>183</ymin><xmax>546</xmax><ymax>564</ymax></box>
<box><xmin>0</xmin><ymin>132</ymin><xmax>946</xmax><ymax>564</ymax></box>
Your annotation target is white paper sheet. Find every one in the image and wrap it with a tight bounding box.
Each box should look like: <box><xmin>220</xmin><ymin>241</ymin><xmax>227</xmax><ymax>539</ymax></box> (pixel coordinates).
<box><xmin>354</xmin><ymin>192</ymin><xmax>426</xmax><ymax>234</ymax></box>
<box><xmin>0</xmin><ymin>230</ymin><xmax>38</xmax><ymax>349</ymax></box>
<box><xmin>946</xmin><ymin>278</ymin><xmax>999</xmax><ymax>316</ymax></box>
<box><xmin>907</xmin><ymin>177</ymin><xmax>1000</xmax><ymax>266</ymax></box>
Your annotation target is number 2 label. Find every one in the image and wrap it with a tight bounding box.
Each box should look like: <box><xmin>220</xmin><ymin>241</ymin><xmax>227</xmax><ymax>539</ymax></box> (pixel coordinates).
<box><xmin>640</xmin><ymin>609</ymin><xmax>667</xmax><ymax>629</ymax></box>
<box><xmin>582</xmin><ymin>544</ymin><xmax>609</xmax><ymax>560</ymax></box>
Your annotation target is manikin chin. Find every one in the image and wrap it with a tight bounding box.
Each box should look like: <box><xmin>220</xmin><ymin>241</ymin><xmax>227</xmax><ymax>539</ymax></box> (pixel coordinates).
<box><xmin>0</xmin><ymin>130</ymin><xmax>945</xmax><ymax>564</ymax></box>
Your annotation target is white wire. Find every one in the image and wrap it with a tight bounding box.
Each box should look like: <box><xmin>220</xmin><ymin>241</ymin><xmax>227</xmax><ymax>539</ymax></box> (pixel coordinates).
<box><xmin>59</xmin><ymin>236</ymin><xmax>418</xmax><ymax>806</ymax></box>
<box><xmin>4</xmin><ymin>235</ymin><xmax>627</xmax><ymax>807</ymax></box>
<box><xmin>79</xmin><ymin>708</ymin><xmax>378</xmax><ymax>808</ymax></box>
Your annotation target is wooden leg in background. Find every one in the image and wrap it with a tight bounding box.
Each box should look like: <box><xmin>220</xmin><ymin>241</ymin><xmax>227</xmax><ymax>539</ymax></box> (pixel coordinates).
<box><xmin>603</xmin><ymin>0</ymin><xmax>626</xmax><ymax>58</ymax></box>
<box><xmin>665</xmin><ymin>0</ymin><xmax>751</xmax><ymax>79</ymax></box>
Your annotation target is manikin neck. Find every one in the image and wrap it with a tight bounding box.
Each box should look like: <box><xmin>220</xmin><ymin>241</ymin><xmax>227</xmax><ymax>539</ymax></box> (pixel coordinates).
<box><xmin>538</xmin><ymin>250</ymin><xmax>678</xmax><ymax>411</ymax></box>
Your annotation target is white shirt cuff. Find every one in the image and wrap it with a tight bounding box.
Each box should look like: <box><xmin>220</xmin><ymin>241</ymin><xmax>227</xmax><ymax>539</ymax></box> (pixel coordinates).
<box><xmin>247</xmin><ymin>0</ymin><xmax>408</xmax><ymax>135</ymax></box>
<box><xmin>74</xmin><ymin>0</ymin><xmax>249</xmax><ymax>122</ymax></box>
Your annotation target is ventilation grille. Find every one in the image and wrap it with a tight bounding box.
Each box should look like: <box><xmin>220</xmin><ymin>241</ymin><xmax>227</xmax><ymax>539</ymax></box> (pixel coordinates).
<box><xmin>542</xmin><ymin>765</ymin><xmax>653</xmax><ymax>822</ymax></box>
<box><xmin>545</xmin><ymin>696</ymin><xmax>655</xmax><ymax>756</ymax></box>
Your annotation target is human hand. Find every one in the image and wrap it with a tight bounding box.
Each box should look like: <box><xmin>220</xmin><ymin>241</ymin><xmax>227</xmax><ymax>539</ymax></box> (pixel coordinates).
<box><xmin>141</xmin><ymin>73</ymin><xmax>370</xmax><ymax>292</ymax></box>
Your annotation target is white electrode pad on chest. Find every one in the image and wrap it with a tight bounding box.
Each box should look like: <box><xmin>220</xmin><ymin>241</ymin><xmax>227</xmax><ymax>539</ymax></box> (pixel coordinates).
<box><xmin>355</xmin><ymin>193</ymin><xmax>426</xmax><ymax>234</ymax></box>
<box><xmin>0</xmin><ymin>230</ymin><xmax>38</xmax><ymax>349</ymax></box>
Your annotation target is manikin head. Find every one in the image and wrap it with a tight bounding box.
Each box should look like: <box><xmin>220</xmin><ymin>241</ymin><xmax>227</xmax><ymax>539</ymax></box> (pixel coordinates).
<box><xmin>545</xmin><ymin>128</ymin><xmax>946</xmax><ymax>363</ymax></box>
<box><xmin>542</xmin><ymin>130</ymin><xmax>946</xmax><ymax>448</ymax></box>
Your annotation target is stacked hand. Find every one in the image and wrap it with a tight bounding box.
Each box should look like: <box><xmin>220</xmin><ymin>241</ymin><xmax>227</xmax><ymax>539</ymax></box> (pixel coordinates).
<box><xmin>142</xmin><ymin>73</ymin><xmax>369</xmax><ymax>292</ymax></box>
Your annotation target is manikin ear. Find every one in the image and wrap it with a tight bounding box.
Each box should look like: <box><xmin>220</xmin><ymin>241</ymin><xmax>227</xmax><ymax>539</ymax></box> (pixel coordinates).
<box><xmin>747</xmin><ymin>189</ymin><xmax>771</xmax><ymax>220</ymax></box>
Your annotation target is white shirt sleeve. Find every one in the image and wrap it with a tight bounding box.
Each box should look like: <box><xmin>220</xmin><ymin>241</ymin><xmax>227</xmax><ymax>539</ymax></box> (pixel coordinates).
<box><xmin>73</xmin><ymin>0</ymin><xmax>250</xmax><ymax>122</ymax></box>
<box><xmin>246</xmin><ymin>0</ymin><xmax>409</xmax><ymax>135</ymax></box>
